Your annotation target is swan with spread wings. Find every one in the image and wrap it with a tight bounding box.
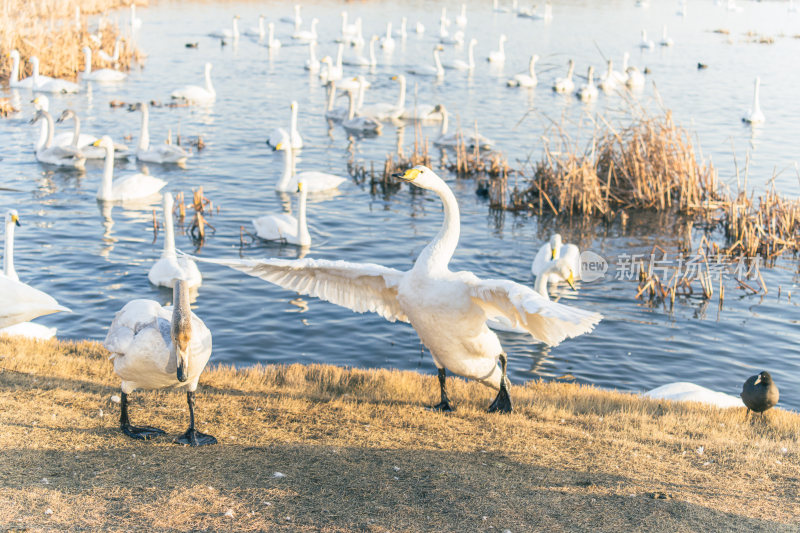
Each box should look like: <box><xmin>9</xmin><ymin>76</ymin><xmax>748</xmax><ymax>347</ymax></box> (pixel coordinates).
<box><xmin>187</xmin><ymin>166</ymin><xmax>601</xmax><ymax>413</ymax></box>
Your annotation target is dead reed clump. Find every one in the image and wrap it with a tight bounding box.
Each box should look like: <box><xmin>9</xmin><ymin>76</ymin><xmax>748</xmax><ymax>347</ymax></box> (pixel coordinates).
<box><xmin>446</xmin><ymin>135</ymin><xmax>512</xmax><ymax>179</ymax></box>
<box><xmin>722</xmin><ymin>186</ymin><xmax>800</xmax><ymax>259</ymax></box>
<box><xmin>171</xmin><ymin>188</ymin><xmax>217</xmax><ymax>249</ymax></box>
<box><xmin>0</xmin><ymin>0</ymin><xmax>144</xmax><ymax>83</ymax></box>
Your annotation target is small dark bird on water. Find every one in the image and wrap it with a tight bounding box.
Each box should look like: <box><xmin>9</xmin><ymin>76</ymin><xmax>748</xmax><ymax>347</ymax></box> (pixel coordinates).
<box><xmin>697</xmin><ymin>62</ymin><xmax>708</xmax><ymax>70</ymax></box>
<box><xmin>185</xmin><ymin>42</ymin><xmax>199</xmax><ymax>49</ymax></box>
<box><xmin>741</xmin><ymin>371</ymin><xmax>779</xmax><ymax>414</ymax></box>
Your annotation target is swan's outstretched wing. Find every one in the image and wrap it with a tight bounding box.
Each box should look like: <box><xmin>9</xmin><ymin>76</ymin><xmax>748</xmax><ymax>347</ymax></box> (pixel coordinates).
<box><xmin>188</xmin><ymin>255</ymin><xmax>409</xmax><ymax>323</ymax></box>
<box><xmin>463</xmin><ymin>274</ymin><xmax>601</xmax><ymax>346</ymax></box>
<box><xmin>531</xmin><ymin>242</ymin><xmax>552</xmax><ymax>277</ymax></box>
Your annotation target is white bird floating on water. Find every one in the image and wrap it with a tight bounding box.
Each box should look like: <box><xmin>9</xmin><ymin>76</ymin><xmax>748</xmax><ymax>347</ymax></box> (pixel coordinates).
<box><xmin>104</xmin><ymin>280</ymin><xmax>216</xmax><ymax>446</ymax></box>
<box><xmin>342</xmin><ymin>82</ymin><xmax>382</xmax><ymax>135</ymax></box>
<box><xmin>8</xmin><ymin>50</ymin><xmax>34</xmax><ymax>88</ymax></box>
<box><xmin>644</xmin><ymin>382</ymin><xmax>743</xmax><ymax>408</ymax></box>
<box><xmin>742</xmin><ymin>77</ymin><xmax>765</xmax><ymax>124</ymax></box>
<box><xmin>267</xmin><ymin>101</ymin><xmax>303</xmax><ymax>150</ymax></box>
<box><xmin>81</xmin><ymin>46</ymin><xmax>126</xmax><ymax>81</ymax></box>
<box><xmin>252</xmin><ymin>182</ymin><xmax>311</xmax><ymax>247</ymax></box>
<box><xmin>208</xmin><ymin>15</ymin><xmax>240</xmax><ymax>40</ymax></box>
<box><xmin>532</xmin><ymin>234</ymin><xmax>581</xmax><ymax>288</ymax></box>
<box><xmin>343</xmin><ymin>35</ymin><xmax>378</xmax><ymax>68</ymax></box>
<box><xmin>30</xmin><ymin>56</ymin><xmax>80</xmax><ymax>94</ymax></box>
<box><xmin>304</xmin><ymin>41</ymin><xmax>319</xmax><ymax>72</ymax></box>
<box><xmin>149</xmin><ymin>193</ymin><xmax>202</xmax><ymax>289</ymax></box>
<box><xmin>97</xmin><ymin>39</ymin><xmax>121</xmax><ymax>64</ymax></box>
<box><xmin>170</xmin><ymin>62</ymin><xmax>215</xmax><ymax>104</ymax></box>
<box><xmin>130</xmin><ymin>102</ymin><xmax>191</xmax><ymax>164</ymax></box>
<box><xmin>0</xmin><ymin>210</ymin><xmax>65</xmax><ymax>340</ymax></box>
<box><xmin>407</xmin><ymin>45</ymin><xmax>445</xmax><ymax>79</ymax></box>
<box><xmin>380</xmin><ymin>22</ymin><xmax>395</xmax><ymax>50</ymax></box>
<box><xmin>0</xmin><ymin>210</ymin><xmax>70</xmax><ymax>333</ymax></box>
<box><xmin>577</xmin><ymin>66</ymin><xmax>598</xmax><ymax>102</ymax></box>
<box><xmin>433</xmin><ymin>105</ymin><xmax>494</xmax><ymax>150</ymax></box>
<box><xmin>443</xmin><ymin>38</ymin><xmax>477</xmax><ymax>72</ymax></box>
<box><xmin>507</xmin><ymin>54</ymin><xmax>538</xmax><ymax>87</ymax></box>
<box><xmin>487</xmin><ymin>34</ymin><xmax>507</xmax><ymax>63</ymax></box>
<box><xmin>244</xmin><ymin>15</ymin><xmax>265</xmax><ymax>39</ymax></box>
<box><xmin>94</xmin><ymin>136</ymin><xmax>166</xmax><ymax>202</ymax></box>
<box><xmin>660</xmin><ymin>25</ymin><xmax>674</xmax><ymax>47</ymax></box>
<box><xmin>292</xmin><ymin>17</ymin><xmax>318</xmax><ymax>42</ymax></box>
<box><xmin>30</xmin><ymin>110</ymin><xmax>86</xmax><ymax>169</ymax></box>
<box><xmin>273</xmin><ymin>138</ymin><xmax>346</xmax><ymax>193</ymax></box>
<box><xmin>456</xmin><ymin>3</ymin><xmax>468</xmax><ymax>27</ymax></box>
<box><xmin>553</xmin><ymin>59</ymin><xmax>575</xmax><ymax>93</ymax></box>
<box><xmin>639</xmin><ymin>29</ymin><xmax>655</xmax><ymax>49</ymax></box>
<box><xmin>357</xmin><ymin>74</ymin><xmax>406</xmax><ymax>121</ymax></box>
<box><xmin>281</xmin><ymin>4</ymin><xmax>302</xmax><ymax>30</ymax></box>
<box><xmin>267</xmin><ymin>22</ymin><xmax>281</xmax><ymax>49</ymax></box>
<box><xmin>186</xmin><ymin>166</ymin><xmax>601</xmax><ymax>412</ymax></box>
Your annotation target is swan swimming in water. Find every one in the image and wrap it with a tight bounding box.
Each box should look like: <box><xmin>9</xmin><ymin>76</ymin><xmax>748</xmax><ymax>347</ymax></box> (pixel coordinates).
<box><xmin>186</xmin><ymin>166</ymin><xmax>601</xmax><ymax>412</ymax></box>
<box><xmin>577</xmin><ymin>66</ymin><xmax>598</xmax><ymax>101</ymax></box>
<box><xmin>342</xmin><ymin>83</ymin><xmax>382</xmax><ymax>135</ymax></box>
<box><xmin>252</xmin><ymin>182</ymin><xmax>311</xmax><ymax>247</ymax></box>
<box><xmin>433</xmin><ymin>105</ymin><xmax>494</xmax><ymax>150</ymax></box>
<box><xmin>532</xmin><ymin>234</ymin><xmax>582</xmax><ymax>289</ymax></box>
<box><xmin>507</xmin><ymin>54</ymin><xmax>538</xmax><ymax>87</ymax></box>
<box><xmin>357</xmin><ymin>74</ymin><xmax>406</xmax><ymax>121</ymax></box>
<box><xmin>553</xmin><ymin>59</ymin><xmax>575</xmax><ymax>93</ymax></box>
<box><xmin>30</xmin><ymin>56</ymin><xmax>80</xmax><ymax>94</ymax></box>
<box><xmin>55</xmin><ymin>109</ymin><xmax>129</xmax><ymax>159</ymax></box>
<box><xmin>0</xmin><ymin>210</ymin><xmax>71</xmax><ymax>331</ymax></box>
<box><xmin>81</xmin><ymin>47</ymin><xmax>126</xmax><ymax>82</ymax></box>
<box><xmin>93</xmin><ymin>136</ymin><xmax>167</xmax><ymax>202</ymax></box>
<box><xmin>104</xmin><ymin>280</ymin><xmax>216</xmax><ymax>446</ymax></box>
<box><xmin>148</xmin><ymin>192</ymin><xmax>202</xmax><ymax>289</ymax></box>
<box><xmin>8</xmin><ymin>50</ymin><xmax>34</xmax><ymax>88</ymax></box>
<box><xmin>273</xmin><ymin>140</ymin><xmax>347</xmax><ymax>193</ymax></box>
<box><xmin>170</xmin><ymin>62</ymin><xmax>215</xmax><ymax>104</ymax></box>
<box><xmin>742</xmin><ymin>77</ymin><xmax>765</xmax><ymax>124</ymax></box>
<box><xmin>30</xmin><ymin>110</ymin><xmax>86</xmax><ymax>169</ymax></box>
<box><xmin>407</xmin><ymin>45</ymin><xmax>444</xmax><ymax>78</ymax></box>
<box><xmin>130</xmin><ymin>102</ymin><xmax>191</xmax><ymax>164</ymax></box>
<box><xmin>267</xmin><ymin>22</ymin><xmax>282</xmax><ymax>49</ymax></box>
<box><xmin>444</xmin><ymin>38</ymin><xmax>477</xmax><ymax>71</ymax></box>
<box><xmin>487</xmin><ymin>34</ymin><xmax>507</xmax><ymax>63</ymax></box>
<box><xmin>0</xmin><ymin>210</ymin><xmax>66</xmax><ymax>340</ymax></box>
<box><xmin>208</xmin><ymin>15</ymin><xmax>240</xmax><ymax>40</ymax></box>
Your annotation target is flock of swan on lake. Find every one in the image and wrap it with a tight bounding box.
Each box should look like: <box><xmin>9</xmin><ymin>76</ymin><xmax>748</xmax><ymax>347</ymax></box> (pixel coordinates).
<box><xmin>0</xmin><ymin>0</ymin><xmax>776</xmax><ymax>445</ymax></box>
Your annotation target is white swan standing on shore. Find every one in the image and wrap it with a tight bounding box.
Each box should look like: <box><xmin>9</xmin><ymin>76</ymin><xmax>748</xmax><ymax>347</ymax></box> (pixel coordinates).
<box><xmin>0</xmin><ymin>211</ymin><xmax>71</xmax><ymax>331</ymax></box>
<box><xmin>273</xmin><ymin>140</ymin><xmax>346</xmax><ymax>193</ymax></box>
<box><xmin>170</xmin><ymin>63</ymin><xmax>215</xmax><ymax>104</ymax></box>
<box><xmin>104</xmin><ymin>280</ymin><xmax>216</xmax><ymax>446</ymax></box>
<box><xmin>81</xmin><ymin>46</ymin><xmax>126</xmax><ymax>81</ymax></box>
<box><xmin>186</xmin><ymin>166</ymin><xmax>602</xmax><ymax>412</ymax></box>
<box><xmin>742</xmin><ymin>77</ymin><xmax>765</xmax><ymax>124</ymax></box>
<box><xmin>94</xmin><ymin>136</ymin><xmax>166</xmax><ymax>202</ymax></box>
<box><xmin>252</xmin><ymin>182</ymin><xmax>311</xmax><ymax>246</ymax></box>
<box><xmin>149</xmin><ymin>193</ymin><xmax>202</xmax><ymax>288</ymax></box>
<box><xmin>130</xmin><ymin>102</ymin><xmax>191</xmax><ymax>164</ymax></box>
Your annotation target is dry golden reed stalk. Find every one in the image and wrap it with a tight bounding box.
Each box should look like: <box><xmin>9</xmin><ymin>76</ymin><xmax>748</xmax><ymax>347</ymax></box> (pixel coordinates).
<box><xmin>0</xmin><ymin>0</ymin><xmax>145</xmax><ymax>82</ymax></box>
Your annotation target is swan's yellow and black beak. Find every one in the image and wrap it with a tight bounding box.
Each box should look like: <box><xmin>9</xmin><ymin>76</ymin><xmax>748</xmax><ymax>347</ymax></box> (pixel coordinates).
<box><xmin>394</xmin><ymin>168</ymin><xmax>421</xmax><ymax>182</ymax></box>
<box><xmin>551</xmin><ymin>247</ymin><xmax>557</xmax><ymax>260</ymax></box>
<box><xmin>297</xmin><ymin>182</ymin><xmax>304</xmax><ymax>193</ymax></box>
<box><xmin>566</xmin><ymin>271</ymin><xmax>576</xmax><ymax>290</ymax></box>
<box><xmin>92</xmin><ymin>139</ymin><xmax>102</xmax><ymax>147</ymax></box>
<box><xmin>274</xmin><ymin>142</ymin><xmax>284</xmax><ymax>151</ymax></box>
<box><xmin>11</xmin><ymin>214</ymin><xmax>20</xmax><ymax>227</ymax></box>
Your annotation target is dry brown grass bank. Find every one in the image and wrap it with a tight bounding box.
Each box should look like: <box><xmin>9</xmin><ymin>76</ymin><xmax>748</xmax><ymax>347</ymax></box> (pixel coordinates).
<box><xmin>0</xmin><ymin>0</ymin><xmax>143</xmax><ymax>82</ymax></box>
<box><xmin>0</xmin><ymin>337</ymin><xmax>798</xmax><ymax>531</ymax></box>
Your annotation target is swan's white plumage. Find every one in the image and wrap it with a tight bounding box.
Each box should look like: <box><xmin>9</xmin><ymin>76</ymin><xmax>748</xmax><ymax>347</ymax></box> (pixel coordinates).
<box><xmin>81</xmin><ymin>47</ymin><xmax>126</xmax><ymax>82</ymax></box>
<box><xmin>133</xmin><ymin>102</ymin><xmax>191</xmax><ymax>164</ymax></box>
<box><xmin>252</xmin><ymin>183</ymin><xmax>311</xmax><ymax>246</ymax></box>
<box><xmin>644</xmin><ymin>382</ymin><xmax>743</xmax><ymax>408</ymax></box>
<box><xmin>532</xmin><ymin>234</ymin><xmax>581</xmax><ymax>282</ymax></box>
<box><xmin>170</xmin><ymin>62</ymin><xmax>215</xmax><ymax>104</ymax></box>
<box><xmin>274</xmin><ymin>141</ymin><xmax>346</xmax><ymax>193</ymax></box>
<box><xmin>95</xmin><ymin>136</ymin><xmax>166</xmax><ymax>202</ymax></box>
<box><xmin>0</xmin><ymin>275</ymin><xmax>70</xmax><ymax>329</ymax></box>
<box><xmin>0</xmin><ymin>321</ymin><xmax>57</xmax><ymax>340</ymax></box>
<box><xmin>104</xmin><ymin>297</ymin><xmax>211</xmax><ymax>394</ymax></box>
<box><xmin>188</xmin><ymin>166</ymin><xmax>601</xmax><ymax>390</ymax></box>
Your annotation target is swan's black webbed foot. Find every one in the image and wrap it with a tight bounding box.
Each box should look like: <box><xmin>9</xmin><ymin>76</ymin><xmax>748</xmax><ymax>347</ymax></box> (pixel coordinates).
<box><xmin>174</xmin><ymin>428</ymin><xmax>217</xmax><ymax>447</ymax></box>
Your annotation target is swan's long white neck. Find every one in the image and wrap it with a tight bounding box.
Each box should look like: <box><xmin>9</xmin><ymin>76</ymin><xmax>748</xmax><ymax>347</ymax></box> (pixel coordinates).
<box><xmin>37</xmin><ymin>110</ymin><xmax>49</xmax><ymax>151</ymax></box>
<box><xmin>39</xmin><ymin>111</ymin><xmax>55</xmax><ymax>150</ymax></box>
<box><xmin>10</xmin><ymin>53</ymin><xmax>19</xmax><ymax>84</ymax></box>
<box><xmin>309</xmin><ymin>41</ymin><xmax>317</xmax><ymax>63</ymax></box>
<box><xmin>415</xmin><ymin>177</ymin><xmax>460</xmax><ymax>272</ymax></box>
<box><xmin>567</xmin><ymin>61</ymin><xmax>575</xmax><ymax>79</ymax></box>
<box><xmin>400</xmin><ymin>17</ymin><xmax>407</xmax><ymax>38</ymax></box>
<box><xmin>433</xmin><ymin>48</ymin><xmax>443</xmax><ymax>76</ymax></box>
<box><xmin>622</xmin><ymin>53</ymin><xmax>629</xmax><ymax>71</ymax></box>
<box><xmin>83</xmin><ymin>48</ymin><xmax>92</xmax><ymax>74</ymax></box>
<box><xmin>163</xmin><ymin>193</ymin><xmax>176</xmax><ymax>257</ymax></box>
<box><xmin>69</xmin><ymin>113</ymin><xmax>81</xmax><ymax>147</ymax></box>
<box><xmin>99</xmin><ymin>143</ymin><xmax>116</xmax><ymax>200</ymax></box>
<box><xmin>368</xmin><ymin>38</ymin><xmax>376</xmax><ymax>66</ymax></box>
<box><xmin>277</xmin><ymin>145</ymin><xmax>294</xmax><ymax>191</ymax></box>
<box><xmin>385</xmin><ymin>22</ymin><xmax>392</xmax><ymax>39</ymax></box>
<box><xmin>290</xmin><ymin>104</ymin><xmax>299</xmax><ymax>139</ymax></box>
<box><xmin>138</xmin><ymin>104</ymin><xmax>150</xmax><ymax>151</ymax></box>
<box><xmin>529</xmin><ymin>56</ymin><xmax>537</xmax><ymax>77</ymax></box>
<box><xmin>269</xmin><ymin>23</ymin><xmax>276</xmax><ymax>45</ymax></box>
<box><xmin>395</xmin><ymin>76</ymin><xmax>406</xmax><ymax>110</ymax></box>
<box><xmin>467</xmin><ymin>40</ymin><xmax>476</xmax><ymax>69</ymax></box>
<box><xmin>232</xmin><ymin>17</ymin><xmax>240</xmax><ymax>39</ymax></box>
<box><xmin>534</xmin><ymin>269</ymin><xmax>555</xmax><ymax>297</ymax></box>
<box><xmin>3</xmin><ymin>218</ymin><xmax>16</xmax><ymax>281</ymax></box>
<box><xmin>258</xmin><ymin>16</ymin><xmax>265</xmax><ymax>38</ymax></box>
<box><xmin>335</xmin><ymin>44</ymin><xmax>344</xmax><ymax>70</ymax></box>
<box><xmin>326</xmin><ymin>82</ymin><xmax>337</xmax><ymax>111</ymax></box>
<box><xmin>31</xmin><ymin>57</ymin><xmax>40</xmax><ymax>85</ymax></box>
<box><xmin>439</xmin><ymin>106</ymin><xmax>449</xmax><ymax>136</ymax></box>
<box><xmin>296</xmin><ymin>188</ymin><xmax>310</xmax><ymax>246</ymax></box>
<box><xmin>753</xmin><ymin>77</ymin><xmax>762</xmax><ymax>115</ymax></box>
<box><xmin>348</xmin><ymin>87</ymin><xmax>358</xmax><ymax>119</ymax></box>
<box><xmin>498</xmin><ymin>36</ymin><xmax>505</xmax><ymax>55</ymax></box>
<box><xmin>204</xmin><ymin>65</ymin><xmax>215</xmax><ymax>96</ymax></box>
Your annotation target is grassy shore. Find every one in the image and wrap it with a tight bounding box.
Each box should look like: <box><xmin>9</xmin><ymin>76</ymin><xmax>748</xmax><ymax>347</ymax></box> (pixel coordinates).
<box><xmin>0</xmin><ymin>337</ymin><xmax>797</xmax><ymax>532</ymax></box>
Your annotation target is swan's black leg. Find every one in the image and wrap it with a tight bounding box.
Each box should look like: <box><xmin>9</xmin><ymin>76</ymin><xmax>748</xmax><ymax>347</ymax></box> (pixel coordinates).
<box><xmin>120</xmin><ymin>392</ymin><xmax>166</xmax><ymax>440</ymax></box>
<box><xmin>488</xmin><ymin>353</ymin><xmax>513</xmax><ymax>414</ymax></box>
<box><xmin>174</xmin><ymin>391</ymin><xmax>217</xmax><ymax>446</ymax></box>
<box><xmin>429</xmin><ymin>367</ymin><xmax>454</xmax><ymax>412</ymax></box>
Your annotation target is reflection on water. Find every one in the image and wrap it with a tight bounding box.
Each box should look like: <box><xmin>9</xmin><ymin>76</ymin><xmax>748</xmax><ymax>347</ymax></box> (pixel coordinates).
<box><xmin>1</xmin><ymin>0</ymin><xmax>799</xmax><ymax>410</ymax></box>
